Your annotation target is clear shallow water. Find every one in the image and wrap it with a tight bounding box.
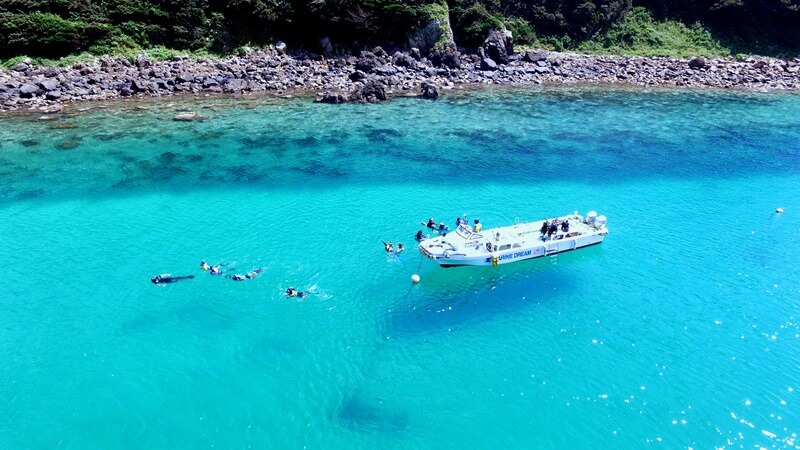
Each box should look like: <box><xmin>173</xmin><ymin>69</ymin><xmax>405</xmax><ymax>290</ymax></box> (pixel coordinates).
<box><xmin>1</xmin><ymin>87</ymin><xmax>799</xmax><ymax>448</ymax></box>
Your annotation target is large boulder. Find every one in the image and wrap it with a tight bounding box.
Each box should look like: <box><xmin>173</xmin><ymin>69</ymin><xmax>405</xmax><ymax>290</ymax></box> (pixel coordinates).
<box><xmin>12</xmin><ymin>62</ymin><xmax>30</xmax><ymax>72</ymax></box>
<box><xmin>688</xmin><ymin>57</ymin><xmax>708</xmax><ymax>70</ymax></box>
<box><xmin>356</xmin><ymin>53</ymin><xmax>378</xmax><ymax>73</ymax></box>
<box><xmin>480</xmin><ymin>58</ymin><xmax>498</xmax><ymax>71</ymax></box>
<box><xmin>136</xmin><ymin>53</ymin><xmax>151</xmax><ymax>68</ymax></box>
<box><xmin>131</xmin><ymin>79</ymin><xmax>152</xmax><ymax>92</ymax></box>
<box><xmin>19</xmin><ymin>83</ymin><xmax>41</xmax><ymax>98</ymax></box>
<box><xmin>392</xmin><ymin>52</ymin><xmax>417</xmax><ymax>69</ymax></box>
<box><xmin>316</xmin><ymin>91</ymin><xmax>348</xmax><ymax>104</ymax></box>
<box><xmin>421</xmin><ymin>82</ymin><xmax>439</xmax><ymax>100</ymax></box>
<box><xmin>372</xmin><ymin>46</ymin><xmax>388</xmax><ymax>58</ymax></box>
<box><xmin>430</xmin><ymin>43</ymin><xmax>461</xmax><ymax>69</ymax></box>
<box><xmin>38</xmin><ymin>80</ymin><xmax>59</xmax><ymax>91</ymax></box>
<box><xmin>350</xmin><ymin>80</ymin><xmax>387</xmax><ymax>103</ymax></box>
<box><xmin>484</xmin><ymin>29</ymin><xmax>514</xmax><ymax>65</ymax></box>
<box><xmin>408</xmin><ymin>3</ymin><xmax>456</xmax><ymax>55</ymax></box>
<box><xmin>522</xmin><ymin>50</ymin><xmax>547</xmax><ymax>63</ymax></box>
<box><xmin>349</xmin><ymin>70</ymin><xmax>368</xmax><ymax>82</ymax></box>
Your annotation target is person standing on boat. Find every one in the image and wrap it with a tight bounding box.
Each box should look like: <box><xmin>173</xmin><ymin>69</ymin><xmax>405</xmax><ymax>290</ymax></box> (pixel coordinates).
<box><xmin>474</xmin><ymin>219</ymin><xmax>482</xmax><ymax>233</ymax></box>
<box><xmin>548</xmin><ymin>220</ymin><xmax>558</xmax><ymax>238</ymax></box>
<box><xmin>540</xmin><ymin>220</ymin><xmax>549</xmax><ymax>236</ymax></box>
<box><xmin>438</xmin><ymin>223</ymin><xmax>448</xmax><ymax>236</ymax></box>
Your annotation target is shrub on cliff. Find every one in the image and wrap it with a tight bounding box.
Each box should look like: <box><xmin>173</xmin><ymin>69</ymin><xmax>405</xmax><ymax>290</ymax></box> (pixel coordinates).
<box><xmin>579</xmin><ymin>7</ymin><xmax>728</xmax><ymax>56</ymax></box>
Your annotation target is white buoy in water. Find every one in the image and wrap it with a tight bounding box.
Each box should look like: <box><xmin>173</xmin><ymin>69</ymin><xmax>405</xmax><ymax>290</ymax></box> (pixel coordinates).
<box><xmin>776</xmin><ymin>208</ymin><xmax>784</xmax><ymax>214</ymax></box>
<box><xmin>411</xmin><ymin>274</ymin><xmax>420</xmax><ymax>283</ymax></box>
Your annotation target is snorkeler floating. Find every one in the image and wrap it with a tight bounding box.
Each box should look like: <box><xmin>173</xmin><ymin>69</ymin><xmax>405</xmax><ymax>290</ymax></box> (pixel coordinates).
<box><xmin>285</xmin><ymin>286</ymin><xmax>318</xmax><ymax>298</ymax></box>
<box><xmin>381</xmin><ymin>241</ymin><xmax>404</xmax><ymax>253</ymax></box>
<box><xmin>201</xmin><ymin>260</ymin><xmax>265</xmax><ymax>281</ymax></box>
<box><xmin>151</xmin><ymin>273</ymin><xmax>195</xmax><ymax>285</ymax></box>
<box><xmin>229</xmin><ymin>267</ymin><xmax>265</xmax><ymax>281</ymax></box>
<box><xmin>201</xmin><ymin>260</ymin><xmax>227</xmax><ymax>275</ymax></box>
<box><xmin>285</xmin><ymin>286</ymin><xmax>305</xmax><ymax>298</ymax></box>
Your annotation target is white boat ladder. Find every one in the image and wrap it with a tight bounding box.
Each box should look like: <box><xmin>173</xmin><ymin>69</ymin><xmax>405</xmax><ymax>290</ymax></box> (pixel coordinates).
<box><xmin>547</xmin><ymin>242</ymin><xmax>559</xmax><ymax>265</ymax></box>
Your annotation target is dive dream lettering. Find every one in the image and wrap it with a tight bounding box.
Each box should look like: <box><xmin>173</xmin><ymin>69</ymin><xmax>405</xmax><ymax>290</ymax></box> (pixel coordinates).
<box><xmin>486</xmin><ymin>249</ymin><xmax>538</xmax><ymax>263</ymax></box>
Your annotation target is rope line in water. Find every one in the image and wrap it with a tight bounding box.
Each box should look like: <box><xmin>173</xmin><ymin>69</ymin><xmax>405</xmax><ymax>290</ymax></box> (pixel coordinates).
<box><xmin>404</xmin><ymin>253</ymin><xmax>425</xmax><ymax>298</ymax></box>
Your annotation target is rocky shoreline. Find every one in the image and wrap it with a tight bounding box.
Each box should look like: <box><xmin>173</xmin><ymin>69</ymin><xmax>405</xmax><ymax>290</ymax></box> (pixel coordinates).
<box><xmin>1</xmin><ymin>44</ymin><xmax>799</xmax><ymax>114</ymax></box>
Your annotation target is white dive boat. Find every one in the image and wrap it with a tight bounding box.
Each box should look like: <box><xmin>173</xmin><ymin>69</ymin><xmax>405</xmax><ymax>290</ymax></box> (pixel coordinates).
<box><xmin>418</xmin><ymin>211</ymin><xmax>608</xmax><ymax>267</ymax></box>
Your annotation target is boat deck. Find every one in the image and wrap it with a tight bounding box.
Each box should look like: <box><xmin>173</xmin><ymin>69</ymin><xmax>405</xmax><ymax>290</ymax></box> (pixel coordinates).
<box><xmin>421</xmin><ymin>214</ymin><xmax>600</xmax><ymax>258</ymax></box>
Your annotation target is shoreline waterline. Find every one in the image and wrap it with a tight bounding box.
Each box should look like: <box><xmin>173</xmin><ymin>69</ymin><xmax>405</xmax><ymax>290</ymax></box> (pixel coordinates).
<box><xmin>0</xmin><ymin>80</ymin><xmax>796</xmax><ymax>120</ymax></box>
<box><xmin>1</xmin><ymin>49</ymin><xmax>798</xmax><ymax>114</ymax></box>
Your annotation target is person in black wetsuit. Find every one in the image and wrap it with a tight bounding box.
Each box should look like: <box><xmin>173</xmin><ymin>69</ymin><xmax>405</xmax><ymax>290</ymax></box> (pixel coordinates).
<box><xmin>561</xmin><ymin>220</ymin><xmax>569</xmax><ymax>232</ymax></box>
<box><xmin>151</xmin><ymin>274</ymin><xmax>194</xmax><ymax>284</ymax></box>
<box><xmin>415</xmin><ymin>230</ymin><xmax>424</xmax><ymax>242</ymax></box>
<box><xmin>246</xmin><ymin>267</ymin><xmax>265</xmax><ymax>279</ymax></box>
<box><xmin>230</xmin><ymin>267</ymin><xmax>265</xmax><ymax>281</ymax></box>
<box><xmin>426</xmin><ymin>218</ymin><xmax>436</xmax><ymax>230</ymax></box>
<box><xmin>540</xmin><ymin>220</ymin><xmax>549</xmax><ymax>236</ymax></box>
<box><xmin>285</xmin><ymin>287</ymin><xmax>306</xmax><ymax>298</ymax></box>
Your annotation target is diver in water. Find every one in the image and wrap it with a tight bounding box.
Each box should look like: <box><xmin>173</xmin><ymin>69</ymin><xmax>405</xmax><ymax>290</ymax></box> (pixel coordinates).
<box><xmin>382</xmin><ymin>241</ymin><xmax>394</xmax><ymax>252</ymax></box>
<box><xmin>415</xmin><ymin>230</ymin><xmax>424</xmax><ymax>242</ymax></box>
<box><xmin>200</xmin><ymin>260</ymin><xmax>210</xmax><ymax>271</ymax></box>
<box><xmin>285</xmin><ymin>287</ymin><xmax>306</xmax><ymax>298</ymax></box>
<box><xmin>151</xmin><ymin>273</ymin><xmax>195</xmax><ymax>284</ymax></box>
<box><xmin>426</xmin><ymin>218</ymin><xmax>436</xmax><ymax>230</ymax></box>
<box><xmin>230</xmin><ymin>267</ymin><xmax>265</xmax><ymax>281</ymax></box>
<box><xmin>396</xmin><ymin>243</ymin><xmax>404</xmax><ymax>253</ymax></box>
<box><xmin>246</xmin><ymin>267</ymin><xmax>265</xmax><ymax>279</ymax></box>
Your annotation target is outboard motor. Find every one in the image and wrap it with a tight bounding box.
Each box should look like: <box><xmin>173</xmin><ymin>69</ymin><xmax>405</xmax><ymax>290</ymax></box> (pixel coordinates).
<box><xmin>595</xmin><ymin>215</ymin><xmax>607</xmax><ymax>228</ymax></box>
<box><xmin>585</xmin><ymin>211</ymin><xmax>597</xmax><ymax>225</ymax></box>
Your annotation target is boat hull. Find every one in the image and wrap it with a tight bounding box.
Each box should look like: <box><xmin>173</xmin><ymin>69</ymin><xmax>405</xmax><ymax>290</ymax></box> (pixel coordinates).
<box><xmin>436</xmin><ymin>234</ymin><xmax>604</xmax><ymax>267</ymax></box>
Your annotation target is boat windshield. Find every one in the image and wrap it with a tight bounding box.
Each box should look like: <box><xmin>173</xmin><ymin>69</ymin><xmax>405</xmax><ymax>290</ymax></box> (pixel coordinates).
<box><xmin>455</xmin><ymin>224</ymin><xmax>473</xmax><ymax>239</ymax></box>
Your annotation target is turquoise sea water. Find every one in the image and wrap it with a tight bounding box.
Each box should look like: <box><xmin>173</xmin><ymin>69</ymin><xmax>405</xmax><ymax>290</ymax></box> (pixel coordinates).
<box><xmin>1</xmin><ymin>87</ymin><xmax>799</xmax><ymax>448</ymax></box>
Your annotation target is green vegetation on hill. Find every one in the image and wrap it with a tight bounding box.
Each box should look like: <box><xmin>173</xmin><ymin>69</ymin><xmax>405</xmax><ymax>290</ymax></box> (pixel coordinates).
<box><xmin>0</xmin><ymin>0</ymin><xmax>797</xmax><ymax>62</ymax></box>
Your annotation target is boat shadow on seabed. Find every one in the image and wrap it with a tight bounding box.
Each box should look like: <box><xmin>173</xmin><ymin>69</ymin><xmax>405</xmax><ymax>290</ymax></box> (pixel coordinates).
<box><xmin>382</xmin><ymin>266</ymin><xmax>577</xmax><ymax>337</ymax></box>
